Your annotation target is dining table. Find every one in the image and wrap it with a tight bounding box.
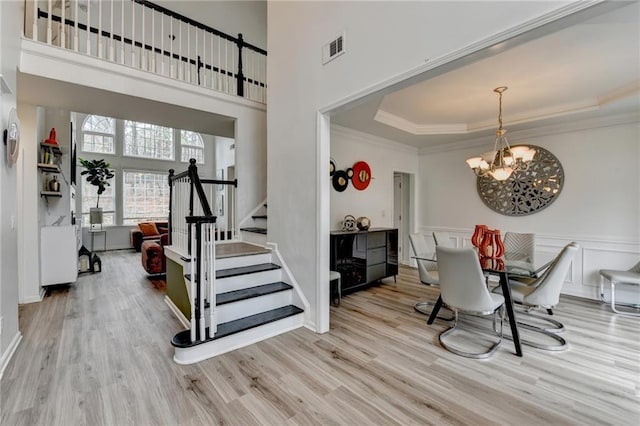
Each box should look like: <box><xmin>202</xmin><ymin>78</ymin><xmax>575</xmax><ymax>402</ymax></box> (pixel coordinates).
<box><xmin>413</xmin><ymin>252</ymin><xmax>547</xmax><ymax>357</ymax></box>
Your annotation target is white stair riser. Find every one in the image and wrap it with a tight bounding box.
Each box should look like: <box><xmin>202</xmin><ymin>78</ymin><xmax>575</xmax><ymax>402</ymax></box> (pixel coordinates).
<box><xmin>173</xmin><ymin>313</ymin><xmax>304</xmax><ymax>365</ymax></box>
<box><xmin>240</xmin><ymin>231</ymin><xmax>267</xmax><ymax>246</ymax></box>
<box><xmin>214</xmin><ymin>290</ymin><xmax>293</xmax><ymax>323</ymax></box>
<box><xmin>216</xmin><ymin>269</ymin><xmax>282</xmax><ymax>293</ymax></box>
<box><xmin>216</xmin><ymin>253</ymin><xmax>272</xmax><ymax>270</ymax></box>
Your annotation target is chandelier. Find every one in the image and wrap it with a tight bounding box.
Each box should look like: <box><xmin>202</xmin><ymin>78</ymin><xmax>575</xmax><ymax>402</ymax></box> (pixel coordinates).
<box><xmin>466</xmin><ymin>86</ymin><xmax>536</xmax><ymax>181</ymax></box>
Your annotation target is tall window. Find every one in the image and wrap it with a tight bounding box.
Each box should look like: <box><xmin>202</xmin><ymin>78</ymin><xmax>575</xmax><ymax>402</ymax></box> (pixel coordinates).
<box><xmin>82</xmin><ymin>115</ymin><xmax>115</xmax><ymax>154</ymax></box>
<box><xmin>81</xmin><ymin>178</ymin><xmax>116</xmax><ymax>226</ymax></box>
<box><xmin>180</xmin><ymin>130</ymin><xmax>205</xmax><ymax>164</ymax></box>
<box><xmin>122</xmin><ymin>171</ymin><xmax>170</xmax><ymax>224</ymax></box>
<box><xmin>124</xmin><ymin>121</ymin><xmax>174</xmax><ymax>160</ymax></box>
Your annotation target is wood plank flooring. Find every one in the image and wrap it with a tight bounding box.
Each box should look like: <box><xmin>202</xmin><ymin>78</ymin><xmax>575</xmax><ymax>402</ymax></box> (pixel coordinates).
<box><xmin>1</xmin><ymin>250</ymin><xmax>638</xmax><ymax>425</ymax></box>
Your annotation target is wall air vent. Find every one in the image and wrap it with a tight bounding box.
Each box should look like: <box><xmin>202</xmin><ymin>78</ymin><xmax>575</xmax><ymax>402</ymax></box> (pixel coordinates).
<box><xmin>322</xmin><ymin>32</ymin><xmax>346</xmax><ymax>65</ymax></box>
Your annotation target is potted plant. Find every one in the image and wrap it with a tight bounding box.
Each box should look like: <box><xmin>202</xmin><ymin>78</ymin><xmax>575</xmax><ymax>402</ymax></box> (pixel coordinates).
<box><xmin>79</xmin><ymin>158</ymin><xmax>114</xmax><ymax>226</ymax></box>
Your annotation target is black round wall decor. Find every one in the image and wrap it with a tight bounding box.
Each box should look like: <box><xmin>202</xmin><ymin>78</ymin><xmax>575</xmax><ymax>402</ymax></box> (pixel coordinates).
<box><xmin>476</xmin><ymin>145</ymin><xmax>564</xmax><ymax>216</ymax></box>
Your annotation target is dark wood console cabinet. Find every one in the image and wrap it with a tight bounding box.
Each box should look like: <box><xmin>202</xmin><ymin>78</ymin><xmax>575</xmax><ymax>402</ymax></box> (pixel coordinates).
<box><xmin>330</xmin><ymin>228</ymin><xmax>398</xmax><ymax>294</ymax></box>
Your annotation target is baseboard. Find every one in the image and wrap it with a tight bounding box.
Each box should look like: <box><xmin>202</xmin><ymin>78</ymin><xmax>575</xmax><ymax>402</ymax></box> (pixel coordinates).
<box><xmin>164</xmin><ymin>296</ymin><xmax>190</xmax><ymax>329</ymax></box>
<box><xmin>0</xmin><ymin>332</ymin><xmax>23</xmax><ymax>380</ymax></box>
<box><xmin>20</xmin><ymin>287</ymin><xmax>47</xmax><ymax>304</ymax></box>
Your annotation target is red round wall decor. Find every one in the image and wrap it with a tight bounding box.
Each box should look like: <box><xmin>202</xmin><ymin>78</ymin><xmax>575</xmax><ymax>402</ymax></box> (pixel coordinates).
<box><xmin>351</xmin><ymin>161</ymin><xmax>371</xmax><ymax>190</ymax></box>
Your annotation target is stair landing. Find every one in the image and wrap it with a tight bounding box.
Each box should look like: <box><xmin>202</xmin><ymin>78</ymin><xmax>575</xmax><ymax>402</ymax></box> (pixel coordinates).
<box><xmin>216</xmin><ymin>242</ymin><xmax>270</xmax><ymax>259</ymax></box>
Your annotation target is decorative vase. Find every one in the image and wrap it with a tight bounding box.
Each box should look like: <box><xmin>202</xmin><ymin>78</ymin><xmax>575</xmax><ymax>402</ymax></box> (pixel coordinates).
<box><xmin>479</xmin><ymin>229</ymin><xmax>505</xmax><ymax>259</ymax></box>
<box><xmin>471</xmin><ymin>224</ymin><xmax>488</xmax><ymax>248</ymax></box>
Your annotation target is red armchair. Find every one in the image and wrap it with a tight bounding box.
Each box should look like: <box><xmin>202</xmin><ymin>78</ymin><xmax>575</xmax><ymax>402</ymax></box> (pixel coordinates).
<box><xmin>130</xmin><ymin>221</ymin><xmax>168</xmax><ymax>252</ymax></box>
<box><xmin>141</xmin><ymin>233</ymin><xmax>169</xmax><ymax>275</ymax></box>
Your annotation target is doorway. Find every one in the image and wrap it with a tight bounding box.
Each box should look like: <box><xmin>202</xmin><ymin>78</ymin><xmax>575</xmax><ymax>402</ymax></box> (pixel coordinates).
<box><xmin>393</xmin><ymin>172</ymin><xmax>412</xmax><ymax>265</ymax></box>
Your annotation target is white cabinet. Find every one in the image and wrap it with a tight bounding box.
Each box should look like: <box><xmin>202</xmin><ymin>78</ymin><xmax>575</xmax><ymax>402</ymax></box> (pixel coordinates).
<box><xmin>40</xmin><ymin>225</ymin><xmax>78</xmax><ymax>286</ymax></box>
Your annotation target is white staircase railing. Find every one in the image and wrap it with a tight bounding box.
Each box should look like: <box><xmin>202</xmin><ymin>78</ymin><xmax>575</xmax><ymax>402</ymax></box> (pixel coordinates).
<box><xmin>25</xmin><ymin>0</ymin><xmax>267</xmax><ymax>103</ymax></box>
<box><xmin>169</xmin><ymin>159</ymin><xmax>235</xmax><ymax>343</ymax></box>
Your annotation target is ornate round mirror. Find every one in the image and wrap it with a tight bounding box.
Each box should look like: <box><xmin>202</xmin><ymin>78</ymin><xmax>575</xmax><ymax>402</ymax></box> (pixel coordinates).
<box><xmin>4</xmin><ymin>108</ymin><xmax>20</xmax><ymax>167</ymax></box>
<box><xmin>476</xmin><ymin>145</ymin><xmax>564</xmax><ymax>216</ymax></box>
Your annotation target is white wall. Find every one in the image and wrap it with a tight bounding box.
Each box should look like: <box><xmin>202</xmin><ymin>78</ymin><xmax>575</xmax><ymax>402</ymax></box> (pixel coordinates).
<box><xmin>330</xmin><ymin>125</ymin><xmax>419</xmax><ymax>231</ymax></box>
<box><xmin>0</xmin><ymin>0</ymin><xmax>24</xmax><ymax>374</ymax></box>
<box><xmin>267</xmin><ymin>1</ymin><xmax>579</xmax><ymax>332</ymax></box>
<box><xmin>419</xmin><ymin>120</ymin><xmax>640</xmax><ymax>301</ymax></box>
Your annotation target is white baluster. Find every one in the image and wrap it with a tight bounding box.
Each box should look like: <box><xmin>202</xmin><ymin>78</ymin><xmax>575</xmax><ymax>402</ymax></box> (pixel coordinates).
<box><xmin>224</xmin><ymin>38</ymin><xmax>228</xmax><ymax>93</ymax></box>
<box><xmin>189</xmin><ymin>223</ymin><xmax>196</xmax><ymax>342</ymax></box>
<box><xmin>178</xmin><ymin>20</ymin><xmax>183</xmax><ymax>81</ymax></box>
<box><xmin>109</xmin><ymin>0</ymin><xmax>114</xmax><ymax>61</ymax></box>
<box><xmin>47</xmin><ymin>0</ymin><xmax>52</xmax><ymax>44</ymax></box>
<box><xmin>160</xmin><ymin>12</ymin><xmax>165</xmax><ymax>75</ymax></box>
<box><xmin>151</xmin><ymin>9</ymin><xmax>155</xmax><ymax>72</ymax></box>
<box><xmin>141</xmin><ymin>3</ymin><xmax>146</xmax><ymax>69</ymax></box>
<box><xmin>60</xmin><ymin>0</ymin><xmax>66</xmax><ymax>48</ymax></box>
<box><xmin>208</xmin><ymin>222</ymin><xmax>216</xmax><ymax>336</ymax></box>
<box><xmin>199</xmin><ymin>223</ymin><xmax>205</xmax><ymax>341</ymax></box>
<box><xmin>131</xmin><ymin>1</ymin><xmax>135</xmax><ymax>66</ymax></box>
<box><xmin>86</xmin><ymin>0</ymin><xmax>90</xmax><ymax>54</ymax></box>
<box><xmin>97</xmin><ymin>0</ymin><xmax>102</xmax><ymax>58</ymax></box>
<box><xmin>216</xmin><ymin>36</ymin><xmax>221</xmax><ymax>91</ymax></box>
<box><xmin>170</xmin><ymin>18</ymin><xmax>174</xmax><ymax>78</ymax></box>
<box><xmin>120</xmin><ymin>0</ymin><xmax>124</xmax><ymax>63</ymax></box>
<box><xmin>210</xmin><ymin>32</ymin><xmax>214</xmax><ymax>89</ymax></box>
<box><xmin>187</xmin><ymin>24</ymin><xmax>191</xmax><ymax>83</ymax></box>
<box><xmin>32</xmin><ymin>0</ymin><xmax>38</xmax><ymax>41</ymax></box>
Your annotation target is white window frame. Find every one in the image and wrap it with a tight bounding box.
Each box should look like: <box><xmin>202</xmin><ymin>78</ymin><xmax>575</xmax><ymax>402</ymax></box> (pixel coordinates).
<box><xmin>81</xmin><ymin>115</ymin><xmax>116</xmax><ymax>155</ymax></box>
<box><xmin>123</xmin><ymin>120</ymin><xmax>175</xmax><ymax>161</ymax></box>
<box><xmin>180</xmin><ymin>130</ymin><xmax>205</xmax><ymax>164</ymax></box>
<box><xmin>122</xmin><ymin>169</ymin><xmax>171</xmax><ymax>225</ymax></box>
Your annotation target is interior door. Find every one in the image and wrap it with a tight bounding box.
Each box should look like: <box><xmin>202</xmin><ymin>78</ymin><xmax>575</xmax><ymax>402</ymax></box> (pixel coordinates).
<box><xmin>393</xmin><ymin>173</ymin><xmax>403</xmax><ymax>261</ymax></box>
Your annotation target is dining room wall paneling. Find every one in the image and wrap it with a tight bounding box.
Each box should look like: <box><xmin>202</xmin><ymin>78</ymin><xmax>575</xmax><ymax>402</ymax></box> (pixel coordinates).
<box><xmin>419</xmin><ymin>121</ymin><xmax>640</xmax><ymax>302</ymax></box>
<box><xmin>330</xmin><ymin>125</ymin><xmax>419</xmax><ymax>231</ymax></box>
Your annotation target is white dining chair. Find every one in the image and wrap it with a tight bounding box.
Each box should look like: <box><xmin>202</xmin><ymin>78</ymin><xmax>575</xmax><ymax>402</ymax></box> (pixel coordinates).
<box><xmin>409</xmin><ymin>233</ymin><xmax>452</xmax><ymax>319</ymax></box>
<box><xmin>433</xmin><ymin>231</ymin><xmax>455</xmax><ymax>248</ymax></box>
<box><xmin>599</xmin><ymin>261</ymin><xmax>640</xmax><ymax>316</ymax></box>
<box><xmin>436</xmin><ymin>246</ymin><xmax>505</xmax><ymax>359</ymax></box>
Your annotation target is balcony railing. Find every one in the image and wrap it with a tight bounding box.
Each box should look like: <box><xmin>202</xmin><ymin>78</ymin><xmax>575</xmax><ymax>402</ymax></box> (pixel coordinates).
<box><xmin>26</xmin><ymin>0</ymin><xmax>267</xmax><ymax>103</ymax></box>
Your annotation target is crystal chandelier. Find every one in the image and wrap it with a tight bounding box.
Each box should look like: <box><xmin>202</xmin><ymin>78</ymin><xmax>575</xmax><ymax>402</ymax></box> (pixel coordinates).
<box><xmin>466</xmin><ymin>86</ymin><xmax>536</xmax><ymax>181</ymax></box>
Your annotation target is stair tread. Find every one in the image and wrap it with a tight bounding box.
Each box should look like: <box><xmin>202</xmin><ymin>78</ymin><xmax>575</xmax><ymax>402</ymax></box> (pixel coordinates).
<box><xmin>185</xmin><ymin>262</ymin><xmax>281</xmax><ymax>282</ymax></box>
<box><xmin>217</xmin><ymin>262</ymin><xmax>281</xmax><ymax>279</ymax></box>
<box><xmin>251</xmin><ymin>215</ymin><xmax>268</xmax><ymax>219</ymax></box>
<box><xmin>240</xmin><ymin>227</ymin><xmax>267</xmax><ymax>235</ymax></box>
<box><xmin>217</xmin><ymin>282</ymin><xmax>292</xmax><ymax>305</ymax></box>
<box><xmin>171</xmin><ymin>305</ymin><xmax>304</xmax><ymax>348</ymax></box>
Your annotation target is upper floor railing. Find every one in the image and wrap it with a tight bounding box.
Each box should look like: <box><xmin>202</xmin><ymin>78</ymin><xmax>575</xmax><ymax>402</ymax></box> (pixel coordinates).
<box><xmin>26</xmin><ymin>0</ymin><xmax>267</xmax><ymax>103</ymax></box>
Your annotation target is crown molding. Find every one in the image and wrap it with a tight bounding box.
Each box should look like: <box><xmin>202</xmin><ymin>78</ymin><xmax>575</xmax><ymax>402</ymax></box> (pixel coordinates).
<box><xmin>374</xmin><ymin>109</ymin><xmax>468</xmax><ymax>135</ymax></box>
<box><xmin>331</xmin><ymin>124</ymin><xmax>419</xmax><ymax>155</ymax></box>
<box><xmin>418</xmin><ymin>111</ymin><xmax>640</xmax><ymax>155</ymax></box>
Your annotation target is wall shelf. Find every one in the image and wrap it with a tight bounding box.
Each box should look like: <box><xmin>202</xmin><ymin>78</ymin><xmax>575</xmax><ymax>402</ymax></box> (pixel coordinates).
<box><xmin>41</xmin><ymin>191</ymin><xmax>62</xmax><ymax>198</ymax></box>
<box><xmin>37</xmin><ymin>163</ymin><xmax>60</xmax><ymax>173</ymax></box>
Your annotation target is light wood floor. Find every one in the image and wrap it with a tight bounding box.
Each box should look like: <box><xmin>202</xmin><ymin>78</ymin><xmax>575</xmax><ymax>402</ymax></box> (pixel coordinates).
<box><xmin>1</xmin><ymin>250</ymin><xmax>638</xmax><ymax>425</ymax></box>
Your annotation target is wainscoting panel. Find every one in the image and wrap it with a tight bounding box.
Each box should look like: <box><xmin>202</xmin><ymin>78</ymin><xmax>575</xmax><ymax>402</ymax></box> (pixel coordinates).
<box><xmin>422</xmin><ymin>227</ymin><xmax>640</xmax><ymax>304</ymax></box>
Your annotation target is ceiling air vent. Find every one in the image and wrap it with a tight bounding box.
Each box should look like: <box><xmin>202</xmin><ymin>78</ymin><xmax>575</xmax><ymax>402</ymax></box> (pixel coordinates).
<box><xmin>323</xmin><ymin>32</ymin><xmax>346</xmax><ymax>65</ymax></box>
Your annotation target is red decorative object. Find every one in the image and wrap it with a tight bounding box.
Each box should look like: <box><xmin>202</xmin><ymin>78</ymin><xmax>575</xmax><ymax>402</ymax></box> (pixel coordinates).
<box><xmin>351</xmin><ymin>161</ymin><xmax>371</xmax><ymax>190</ymax></box>
<box><xmin>471</xmin><ymin>224</ymin><xmax>488</xmax><ymax>248</ymax></box>
<box><xmin>479</xmin><ymin>256</ymin><xmax>504</xmax><ymax>271</ymax></box>
<box><xmin>479</xmin><ymin>228</ymin><xmax>505</xmax><ymax>259</ymax></box>
<box><xmin>45</xmin><ymin>128</ymin><xmax>59</xmax><ymax>145</ymax></box>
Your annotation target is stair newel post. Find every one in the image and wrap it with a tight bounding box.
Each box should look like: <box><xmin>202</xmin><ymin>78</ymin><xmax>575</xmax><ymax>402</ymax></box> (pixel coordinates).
<box><xmin>235</xmin><ymin>33</ymin><xmax>245</xmax><ymax>97</ymax></box>
<box><xmin>189</xmin><ymin>221</ymin><xmax>196</xmax><ymax>343</ymax></box>
<box><xmin>168</xmin><ymin>169</ymin><xmax>174</xmax><ymax>246</ymax></box>
<box><xmin>208</xmin><ymin>220</ymin><xmax>217</xmax><ymax>336</ymax></box>
<box><xmin>197</xmin><ymin>220</ymin><xmax>206</xmax><ymax>341</ymax></box>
